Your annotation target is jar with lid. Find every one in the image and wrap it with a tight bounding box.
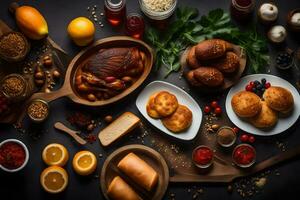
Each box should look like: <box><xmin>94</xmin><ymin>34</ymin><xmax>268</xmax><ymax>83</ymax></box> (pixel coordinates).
<box><xmin>0</xmin><ymin>74</ymin><xmax>31</xmax><ymax>102</ymax></box>
<box><xmin>104</xmin><ymin>0</ymin><xmax>126</xmax><ymax>26</ymax></box>
<box><xmin>230</xmin><ymin>0</ymin><xmax>255</xmax><ymax>22</ymax></box>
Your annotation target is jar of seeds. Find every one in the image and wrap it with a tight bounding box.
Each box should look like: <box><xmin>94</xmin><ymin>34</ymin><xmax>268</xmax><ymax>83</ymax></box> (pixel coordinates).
<box><xmin>27</xmin><ymin>99</ymin><xmax>49</xmax><ymax>123</ymax></box>
<box><xmin>0</xmin><ymin>74</ymin><xmax>31</xmax><ymax>102</ymax></box>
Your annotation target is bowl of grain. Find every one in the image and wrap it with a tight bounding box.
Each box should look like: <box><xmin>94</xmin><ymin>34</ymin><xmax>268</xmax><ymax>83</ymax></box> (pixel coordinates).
<box><xmin>139</xmin><ymin>0</ymin><xmax>177</xmax><ymax>20</ymax></box>
<box><xmin>27</xmin><ymin>99</ymin><xmax>49</xmax><ymax>123</ymax></box>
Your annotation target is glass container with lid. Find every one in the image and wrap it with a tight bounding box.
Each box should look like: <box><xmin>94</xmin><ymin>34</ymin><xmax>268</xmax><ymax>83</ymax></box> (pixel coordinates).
<box><xmin>104</xmin><ymin>0</ymin><xmax>126</xmax><ymax>26</ymax></box>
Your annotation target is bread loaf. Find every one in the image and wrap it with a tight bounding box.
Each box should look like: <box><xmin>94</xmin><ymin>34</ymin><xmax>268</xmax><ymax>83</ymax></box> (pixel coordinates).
<box><xmin>195</xmin><ymin>39</ymin><xmax>232</xmax><ymax>60</ymax></box>
<box><xmin>193</xmin><ymin>67</ymin><xmax>224</xmax><ymax>87</ymax></box>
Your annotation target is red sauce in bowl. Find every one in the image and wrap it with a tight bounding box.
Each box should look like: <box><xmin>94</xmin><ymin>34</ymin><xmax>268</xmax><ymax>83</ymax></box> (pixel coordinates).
<box><xmin>192</xmin><ymin>146</ymin><xmax>213</xmax><ymax>168</ymax></box>
<box><xmin>233</xmin><ymin>144</ymin><xmax>256</xmax><ymax>168</ymax></box>
<box><xmin>0</xmin><ymin>141</ymin><xmax>26</xmax><ymax>170</ymax></box>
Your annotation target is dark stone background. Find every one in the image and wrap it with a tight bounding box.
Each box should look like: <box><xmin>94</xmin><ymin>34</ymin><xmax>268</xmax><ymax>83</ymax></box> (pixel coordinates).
<box><xmin>1</xmin><ymin>0</ymin><xmax>300</xmax><ymax>200</ymax></box>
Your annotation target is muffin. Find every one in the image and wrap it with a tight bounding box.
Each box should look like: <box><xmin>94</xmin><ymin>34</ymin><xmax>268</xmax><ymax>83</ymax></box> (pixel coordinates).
<box><xmin>263</xmin><ymin>86</ymin><xmax>294</xmax><ymax>114</ymax></box>
<box><xmin>249</xmin><ymin>101</ymin><xmax>278</xmax><ymax>128</ymax></box>
<box><xmin>231</xmin><ymin>91</ymin><xmax>262</xmax><ymax>118</ymax></box>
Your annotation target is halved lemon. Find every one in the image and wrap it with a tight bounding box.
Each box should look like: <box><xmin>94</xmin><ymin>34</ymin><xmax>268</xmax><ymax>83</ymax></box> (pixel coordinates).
<box><xmin>72</xmin><ymin>150</ymin><xmax>97</xmax><ymax>176</ymax></box>
<box><xmin>42</xmin><ymin>143</ymin><xmax>69</xmax><ymax>166</ymax></box>
<box><xmin>40</xmin><ymin>166</ymin><xmax>68</xmax><ymax>194</ymax></box>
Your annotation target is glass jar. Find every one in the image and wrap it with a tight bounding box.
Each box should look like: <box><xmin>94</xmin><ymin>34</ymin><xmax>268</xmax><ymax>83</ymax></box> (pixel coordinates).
<box><xmin>230</xmin><ymin>0</ymin><xmax>255</xmax><ymax>22</ymax></box>
<box><xmin>104</xmin><ymin>0</ymin><xmax>126</xmax><ymax>26</ymax></box>
<box><xmin>125</xmin><ymin>13</ymin><xmax>145</xmax><ymax>39</ymax></box>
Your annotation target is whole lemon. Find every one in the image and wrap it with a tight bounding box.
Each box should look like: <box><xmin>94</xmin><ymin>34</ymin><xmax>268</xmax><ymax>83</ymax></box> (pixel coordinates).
<box><xmin>67</xmin><ymin>17</ymin><xmax>95</xmax><ymax>46</ymax></box>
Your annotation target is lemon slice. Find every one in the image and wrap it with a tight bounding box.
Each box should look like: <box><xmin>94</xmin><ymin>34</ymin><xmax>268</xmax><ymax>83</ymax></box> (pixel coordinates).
<box><xmin>42</xmin><ymin>143</ymin><xmax>69</xmax><ymax>166</ymax></box>
<box><xmin>40</xmin><ymin>166</ymin><xmax>68</xmax><ymax>194</ymax></box>
<box><xmin>72</xmin><ymin>150</ymin><xmax>97</xmax><ymax>176</ymax></box>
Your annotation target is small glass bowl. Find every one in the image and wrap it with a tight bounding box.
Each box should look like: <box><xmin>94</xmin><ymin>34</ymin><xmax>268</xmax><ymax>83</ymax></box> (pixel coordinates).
<box><xmin>217</xmin><ymin>126</ymin><xmax>237</xmax><ymax>148</ymax></box>
<box><xmin>138</xmin><ymin>0</ymin><xmax>177</xmax><ymax>20</ymax></box>
<box><xmin>232</xmin><ymin>144</ymin><xmax>256</xmax><ymax>168</ymax></box>
<box><xmin>27</xmin><ymin>99</ymin><xmax>49</xmax><ymax>123</ymax></box>
<box><xmin>0</xmin><ymin>139</ymin><xmax>29</xmax><ymax>173</ymax></box>
<box><xmin>192</xmin><ymin>145</ymin><xmax>214</xmax><ymax>169</ymax></box>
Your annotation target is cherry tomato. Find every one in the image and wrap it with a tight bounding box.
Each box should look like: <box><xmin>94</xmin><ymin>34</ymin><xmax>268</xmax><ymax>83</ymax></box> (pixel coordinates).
<box><xmin>240</xmin><ymin>134</ymin><xmax>249</xmax><ymax>142</ymax></box>
<box><xmin>233</xmin><ymin>127</ymin><xmax>239</xmax><ymax>133</ymax></box>
<box><xmin>211</xmin><ymin>101</ymin><xmax>219</xmax><ymax>108</ymax></box>
<box><xmin>204</xmin><ymin>106</ymin><xmax>211</xmax><ymax>114</ymax></box>
<box><xmin>214</xmin><ymin>107</ymin><xmax>222</xmax><ymax>116</ymax></box>
<box><xmin>265</xmin><ymin>82</ymin><xmax>271</xmax><ymax>89</ymax></box>
<box><xmin>249</xmin><ymin>136</ymin><xmax>255</xmax><ymax>143</ymax></box>
<box><xmin>250</xmin><ymin>81</ymin><xmax>255</xmax><ymax>86</ymax></box>
<box><xmin>245</xmin><ymin>85</ymin><xmax>253</xmax><ymax>91</ymax></box>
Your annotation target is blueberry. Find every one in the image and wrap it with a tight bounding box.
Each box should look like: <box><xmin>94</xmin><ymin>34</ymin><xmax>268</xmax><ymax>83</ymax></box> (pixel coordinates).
<box><xmin>261</xmin><ymin>78</ymin><xmax>266</xmax><ymax>84</ymax></box>
<box><xmin>254</xmin><ymin>80</ymin><xmax>260</xmax><ymax>86</ymax></box>
<box><xmin>257</xmin><ymin>84</ymin><xmax>263</xmax><ymax>90</ymax></box>
<box><xmin>261</xmin><ymin>88</ymin><xmax>265</xmax><ymax>93</ymax></box>
<box><xmin>252</xmin><ymin>87</ymin><xmax>257</xmax><ymax>93</ymax></box>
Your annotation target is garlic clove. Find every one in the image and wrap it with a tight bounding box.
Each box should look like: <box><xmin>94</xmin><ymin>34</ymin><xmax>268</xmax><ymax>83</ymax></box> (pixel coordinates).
<box><xmin>268</xmin><ymin>25</ymin><xmax>287</xmax><ymax>43</ymax></box>
<box><xmin>258</xmin><ymin>3</ymin><xmax>278</xmax><ymax>22</ymax></box>
<box><xmin>291</xmin><ymin>13</ymin><xmax>300</xmax><ymax>26</ymax></box>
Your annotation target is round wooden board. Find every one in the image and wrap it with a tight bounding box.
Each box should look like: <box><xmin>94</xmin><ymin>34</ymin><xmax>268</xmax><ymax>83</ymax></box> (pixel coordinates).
<box><xmin>180</xmin><ymin>44</ymin><xmax>247</xmax><ymax>92</ymax></box>
<box><xmin>100</xmin><ymin>144</ymin><xmax>169</xmax><ymax>200</ymax></box>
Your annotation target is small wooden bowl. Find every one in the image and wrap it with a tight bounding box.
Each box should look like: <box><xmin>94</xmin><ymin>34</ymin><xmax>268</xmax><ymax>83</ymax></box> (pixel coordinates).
<box><xmin>100</xmin><ymin>144</ymin><xmax>169</xmax><ymax>200</ymax></box>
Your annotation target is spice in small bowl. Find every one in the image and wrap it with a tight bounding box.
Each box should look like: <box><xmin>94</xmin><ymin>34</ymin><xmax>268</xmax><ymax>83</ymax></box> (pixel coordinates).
<box><xmin>232</xmin><ymin>144</ymin><xmax>256</xmax><ymax>168</ymax></box>
<box><xmin>275</xmin><ymin>51</ymin><xmax>294</xmax><ymax>70</ymax></box>
<box><xmin>27</xmin><ymin>99</ymin><xmax>49</xmax><ymax>122</ymax></box>
<box><xmin>0</xmin><ymin>139</ymin><xmax>29</xmax><ymax>172</ymax></box>
<box><xmin>192</xmin><ymin>145</ymin><xmax>213</xmax><ymax>169</ymax></box>
<box><xmin>0</xmin><ymin>74</ymin><xmax>29</xmax><ymax>102</ymax></box>
<box><xmin>217</xmin><ymin>126</ymin><xmax>237</xmax><ymax>147</ymax></box>
<box><xmin>139</xmin><ymin>0</ymin><xmax>177</xmax><ymax>21</ymax></box>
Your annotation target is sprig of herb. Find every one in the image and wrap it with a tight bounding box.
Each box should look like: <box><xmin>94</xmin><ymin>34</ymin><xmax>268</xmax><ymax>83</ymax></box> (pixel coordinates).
<box><xmin>145</xmin><ymin>7</ymin><xmax>269</xmax><ymax>77</ymax></box>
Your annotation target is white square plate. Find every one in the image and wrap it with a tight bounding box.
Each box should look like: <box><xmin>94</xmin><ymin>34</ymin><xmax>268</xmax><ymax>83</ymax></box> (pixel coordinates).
<box><xmin>136</xmin><ymin>81</ymin><xmax>202</xmax><ymax>141</ymax></box>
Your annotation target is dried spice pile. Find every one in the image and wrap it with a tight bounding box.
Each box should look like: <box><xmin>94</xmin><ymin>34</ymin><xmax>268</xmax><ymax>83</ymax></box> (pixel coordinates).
<box><xmin>2</xmin><ymin>76</ymin><xmax>25</xmax><ymax>97</ymax></box>
<box><xmin>0</xmin><ymin>33</ymin><xmax>26</xmax><ymax>58</ymax></box>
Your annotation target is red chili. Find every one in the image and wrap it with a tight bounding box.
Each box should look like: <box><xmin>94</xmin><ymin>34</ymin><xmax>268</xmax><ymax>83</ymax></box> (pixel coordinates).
<box><xmin>0</xmin><ymin>142</ymin><xmax>25</xmax><ymax>169</ymax></box>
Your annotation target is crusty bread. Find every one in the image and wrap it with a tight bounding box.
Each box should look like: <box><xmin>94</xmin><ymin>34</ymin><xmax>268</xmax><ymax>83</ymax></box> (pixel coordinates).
<box><xmin>211</xmin><ymin>52</ymin><xmax>240</xmax><ymax>73</ymax></box>
<box><xmin>118</xmin><ymin>153</ymin><xmax>158</xmax><ymax>191</ymax></box>
<box><xmin>146</xmin><ymin>93</ymin><xmax>161</xmax><ymax>119</ymax></box>
<box><xmin>162</xmin><ymin>105</ymin><xmax>193</xmax><ymax>133</ymax></box>
<box><xmin>263</xmin><ymin>86</ymin><xmax>294</xmax><ymax>114</ymax></box>
<box><xmin>193</xmin><ymin>67</ymin><xmax>224</xmax><ymax>87</ymax></box>
<box><xmin>186</xmin><ymin>46</ymin><xmax>202</xmax><ymax>69</ymax></box>
<box><xmin>185</xmin><ymin>71</ymin><xmax>204</xmax><ymax>87</ymax></box>
<box><xmin>195</xmin><ymin>39</ymin><xmax>232</xmax><ymax>60</ymax></box>
<box><xmin>153</xmin><ymin>91</ymin><xmax>178</xmax><ymax>117</ymax></box>
<box><xmin>231</xmin><ymin>91</ymin><xmax>262</xmax><ymax>117</ymax></box>
<box><xmin>249</xmin><ymin>101</ymin><xmax>278</xmax><ymax>128</ymax></box>
<box><xmin>107</xmin><ymin>176</ymin><xmax>142</xmax><ymax>200</ymax></box>
<box><xmin>98</xmin><ymin>112</ymin><xmax>140</xmax><ymax>146</ymax></box>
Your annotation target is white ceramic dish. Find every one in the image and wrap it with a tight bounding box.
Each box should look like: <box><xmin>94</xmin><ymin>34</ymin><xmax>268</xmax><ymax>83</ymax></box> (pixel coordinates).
<box><xmin>136</xmin><ymin>81</ymin><xmax>202</xmax><ymax>141</ymax></box>
<box><xmin>0</xmin><ymin>139</ymin><xmax>29</xmax><ymax>172</ymax></box>
<box><xmin>226</xmin><ymin>74</ymin><xmax>300</xmax><ymax>136</ymax></box>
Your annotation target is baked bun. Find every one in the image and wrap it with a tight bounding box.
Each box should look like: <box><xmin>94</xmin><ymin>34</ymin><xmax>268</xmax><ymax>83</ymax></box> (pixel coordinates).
<box><xmin>107</xmin><ymin>176</ymin><xmax>142</xmax><ymax>200</ymax></box>
<box><xmin>162</xmin><ymin>105</ymin><xmax>193</xmax><ymax>132</ymax></box>
<box><xmin>263</xmin><ymin>86</ymin><xmax>294</xmax><ymax>114</ymax></box>
<box><xmin>146</xmin><ymin>93</ymin><xmax>161</xmax><ymax>119</ymax></box>
<box><xmin>212</xmin><ymin>52</ymin><xmax>240</xmax><ymax>73</ymax></box>
<box><xmin>185</xmin><ymin>71</ymin><xmax>204</xmax><ymax>87</ymax></box>
<box><xmin>231</xmin><ymin>91</ymin><xmax>262</xmax><ymax>117</ymax></box>
<box><xmin>193</xmin><ymin>67</ymin><xmax>224</xmax><ymax>87</ymax></box>
<box><xmin>153</xmin><ymin>91</ymin><xmax>178</xmax><ymax>117</ymax></box>
<box><xmin>249</xmin><ymin>101</ymin><xmax>278</xmax><ymax>128</ymax></box>
<box><xmin>186</xmin><ymin>46</ymin><xmax>202</xmax><ymax>69</ymax></box>
<box><xmin>195</xmin><ymin>39</ymin><xmax>232</xmax><ymax>60</ymax></box>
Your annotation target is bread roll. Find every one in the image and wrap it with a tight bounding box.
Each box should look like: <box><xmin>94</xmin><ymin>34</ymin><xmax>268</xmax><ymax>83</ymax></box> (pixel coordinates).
<box><xmin>186</xmin><ymin>46</ymin><xmax>202</xmax><ymax>69</ymax></box>
<box><xmin>107</xmin><ymin>176</ymin><xmax>142</xmax><ymax>200</ymax></box>
<box><xmin>263</xmin><ymin>86</ymin><xmax>294</xmax><ymax>114</ymax></box>
<box><xmin>249</xmin><ymin>101</ymin><xmax>278</xmax><ymax>128</ymax></box>
<box><xmin>185</xmin><ymin>71</ymin><xmax>204</xmax><ymax>87</ymax></box>
<box><xmin>231</xmin><ymin>91</ymin><xmax>262</xmax><ymax>117</ymax></box>
<box><xmin>117</xmin><ymin>152</ymin><xmax>158</xmax><ymax>191</ymax></box>
<box><xmin>193</xmin><ymin>67</ymin><xmax>224</xmax><ymax>87</ymax></box>
<box><xmin>211</xmin><ymin>52</ymin><xmax>240</xmax><ymax>73</ymax></box>
<box><xmin>195</xmin><ymin>39</ymin><xmax>232</xmax><ymax>60</ymax></box>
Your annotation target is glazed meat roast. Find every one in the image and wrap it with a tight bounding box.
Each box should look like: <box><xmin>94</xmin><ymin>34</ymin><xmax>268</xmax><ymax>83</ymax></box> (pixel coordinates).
<box><xmin>75</xmin><ymin>47</ymin><xmax>146</xmax><ymax>101</ymax></box>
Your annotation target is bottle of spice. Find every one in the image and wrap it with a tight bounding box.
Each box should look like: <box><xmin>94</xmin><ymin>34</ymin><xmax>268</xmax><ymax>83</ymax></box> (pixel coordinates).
<box><xmin>125</xmin><ymin>13</ymin><xmax>145</xmax><ymax>39</ymax></box>
<box><xmin>230</xmin><ymin>0</ymin><xmax>255</xmax><ymax>22</ymax></box>
<box><xmin>0</xmin><ymin>74</ymin><xmax>31</xmax><ymax>102</ymax></box>
<box><xmin>104</xmin><ymin>0</ymin><xmax>126</xmax><ymax>26</ymax></box>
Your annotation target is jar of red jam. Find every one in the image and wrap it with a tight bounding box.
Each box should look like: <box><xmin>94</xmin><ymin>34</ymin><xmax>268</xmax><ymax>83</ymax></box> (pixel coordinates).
<box><xmin>104</xmin><ymin>0</ymin><xmax>126</xmax><ymax>26</ymax></box>
<box><xmin>230</xmin><ymin>0</ymin><xmax>255</xmax><ymax>22</ymax></box>
<box><xmin>125</xmin><ymin>13</ymin><xmax>145</xmax><ymax>39</ymax></box>
<box><xmin>232</xmin><ymin>144</ymin><xmax>256</xmax><ymax>168</ymax></box>
<box><xmin>192</xmin><ymin>145</ymin><xmax>213</xmax><ymax>168</ymax></box>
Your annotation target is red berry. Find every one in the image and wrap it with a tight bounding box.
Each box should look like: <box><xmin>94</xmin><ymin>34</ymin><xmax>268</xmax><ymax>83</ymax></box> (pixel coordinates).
<box><xmin>250</xmin><ymin>81</ymin><xmax>255</xmax><ymax>86</ymax></box>
<box><xmin>245</xmin><ymin>85</ymin><xmax>253</xmax><ymax>91</ymax></box>
<box><xmin>265</xmin><ymin>82</ymin><xmax>271</xmax><ymax>89</ymax></box>
<box><xmin>240</xmin><ymin>134</ymin><xmax>249</xmax><ymax>142</ymax></box>
<box><xmin>233</xmin><ymin>127</ymin><xmax>239</xmax><ymax>133</ymax></box>
<box><xmin>214</xmin><ymin>107</ymin><xmax>222</xmax><ymax>116</ymax></box>
<box><xmin>211</xmin><ymin>101</ymin><xmax>219</xmax><ymax>108</ymax></box>
<box><xmin>249</xmin><ymin>136</ymin><xmax>255</xmax><ymax>143</ymax></box>
<box><xmin>204</xmin><ymin>106</ymin><xmax>211</xmax><ymax>114</ymax></box>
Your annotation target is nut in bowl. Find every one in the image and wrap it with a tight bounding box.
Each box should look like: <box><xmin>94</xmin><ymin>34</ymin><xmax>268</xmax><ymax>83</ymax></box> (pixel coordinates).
<box><xmin>139</xmin><ymin>0</ymin><xmax>177</xmax><ymax>21</ymax></box>
<box><xmin>0</xmin><ymin>139</ymin><xmax>29</xmax><ymax>172</ymax></box>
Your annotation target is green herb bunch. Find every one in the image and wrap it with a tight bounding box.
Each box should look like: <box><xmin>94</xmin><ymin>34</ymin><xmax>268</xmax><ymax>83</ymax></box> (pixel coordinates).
<box><xmin>145</xmin><ymin>7</ymin><xmax>269</xmax><ymax>77</ymax></box>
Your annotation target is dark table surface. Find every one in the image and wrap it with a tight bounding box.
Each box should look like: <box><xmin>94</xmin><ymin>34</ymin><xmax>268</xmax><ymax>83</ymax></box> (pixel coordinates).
<box><xmin>1</xmin><ymin>0</ymin><xmax>300</xmax><ymax>200</ymax></box>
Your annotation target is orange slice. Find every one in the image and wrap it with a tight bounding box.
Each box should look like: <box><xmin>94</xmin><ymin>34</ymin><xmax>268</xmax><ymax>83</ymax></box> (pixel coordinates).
<box><xmin>72</xmin><ymin>150</ymin><xmax>97</xmax><ymax>176</ymax></box>
<box><xmin>40</xmin><ymin>166</ymin><xmax>68</xmax><ymax>194</ymax></box>
<box><xmin>42</xmin><ymin>143</ymin><xmax>69</xmax><ymax>166</ymax></box>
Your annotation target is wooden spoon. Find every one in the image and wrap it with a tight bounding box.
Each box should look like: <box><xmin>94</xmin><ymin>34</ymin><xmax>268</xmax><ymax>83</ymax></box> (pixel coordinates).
<box><xmin>54</xmin><ymin>122</ymin><xmax>87</xmax><ymax>145</ymax></box>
